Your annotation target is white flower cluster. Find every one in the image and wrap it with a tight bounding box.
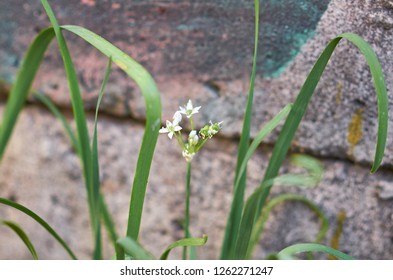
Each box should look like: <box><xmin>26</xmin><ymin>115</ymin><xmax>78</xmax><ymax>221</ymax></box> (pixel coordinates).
<box><xmin>159</xmin><ymin>100</ymin><xmax>222</xmax><ymax>162</ymax></box>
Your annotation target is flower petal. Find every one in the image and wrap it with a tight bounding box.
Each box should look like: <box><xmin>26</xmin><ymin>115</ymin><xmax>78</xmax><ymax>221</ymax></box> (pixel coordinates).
<box><xmin>179</xmin><ymin>106</ymin><xmax>186</xmax><ymax>114</ymax></box>
<box><xmin>173</xmin><ymin>111</ymin><xmax>182</xmax><ymax>124</ymax></box>
<box><xmin>174</xmin><ymin>125</ymin><xmax>182</xmax><ymax>132</ymax></box>
<box><xmin>186</xmin><ymin>100</ymin><xmax>193</xmax><ymax>110</ymax></box>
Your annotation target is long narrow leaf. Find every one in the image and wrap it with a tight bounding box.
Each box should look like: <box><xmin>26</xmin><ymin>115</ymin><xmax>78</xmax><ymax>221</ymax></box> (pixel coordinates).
<box><xmin>1</xmin><ymin>220</ymin><xmax>38</xmax><ymax>260</ymax></box>
<box><xmin>91</xmin><ymin>57</ymin><xmax>112</xmax><ymax>260</ymax></box>
<box><xmin>61</xmin><ymin>25</ymin><xmax>162</xmax><ymax>241</ymax></box>
<box><xmin>34</xmin><ymin>79</ymin><xmax>119</xmax><ymax>255</ymax></box>
<box><xmin>100</xmin><ymin>195</ymin><xmax>118</xmax><ymax>247</ymax></box>
<box><xmin>234</xmin><ymin>32</ymin><xmax>388</xmax><ymax>259</ymax></box>
<box><xmin>246</xmin><ymin>194</ymin><xmax>329</xmax><ymax>259</ymax></box>
<box><xmin>116</xmin><ymin>237</ymin><xmax>155</xmax><ymax>260</ymax></box>
<box><xmin>34</xmin><ymin>93</ymin><xmax>79</xmax><ymax>153</ymax></box>
<box><xmin>222</xmin><ymin>103</ymin><xmax>292</xmax><ymax>259</ymax></box>
<box><xmin>277</xmin><ymin>243</ymin><xmax>355</xmax><ymax>260</ymax></box>
<box><xmin>221</xmin><ymin>0</ymin><xmax>260</xmax><ymax>259</ymax></box>
<box><xmin>0</xmin><ymin>28</ymin><xmax>55</xmax><ymax>161</ymax></box>
<box><xmin>0</xmin><ymin>197</ymin><xmax>77</xmax><ymax>259</ymax></box>
<box><xmin>160</xmin><ymin>235</ymin><xmax>208</xmax><ymax>260</ymax></box>
<box><xmin>40</xmin><ymin>1</ymin><xmax>97</xmax><ymax>256</ymax></box>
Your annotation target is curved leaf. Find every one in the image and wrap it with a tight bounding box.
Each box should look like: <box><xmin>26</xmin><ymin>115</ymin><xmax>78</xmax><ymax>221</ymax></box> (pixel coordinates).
<box><xmin>234</xmin><ymin>32</ymin><xmax>389</xmax><ymax>259</ymax></box>
<box><xmin>116</xmin><ymin>237</ymin><xmax>155</xmax><ymax>260</ymax></box>
<box><xmin>277</xmin><ymin>243</ymin><xmax>355</xmax><ymax>260</ymax></box>
<box><xmin>61</xmin><ymin>25</ymin><xmax>162</xmax><ymax>241</ymax></box>
<box><xmin>246</xmin><ymin>194</ymin><xmax>329</xmax><ymax>259</ymax></box>
<box><xmin>160</xmin><ymin>235</ymin><xmax>208</xmax><ymax>260</ymax></box>
<box><xmin>0</xmin><ymin>197</ymin><xmax>77</xmax><ymax>259</ymax></box>
<box><xmin>0</xmin><ymin>28</ymin><xmax>55</xmax><ymax>161</ymax></box>
<box><xmin>1</xmin><ymin>220</ymin><xmax>38</xmax><ymax>260</ymax></box>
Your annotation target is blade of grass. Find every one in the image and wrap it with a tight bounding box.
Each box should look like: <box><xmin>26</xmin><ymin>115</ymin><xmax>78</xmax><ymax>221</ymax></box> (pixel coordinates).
<box><xmin>0</xmin><ymin>197</ymin><xmax>77</xmax><ymax>259</ymax></box>
<box><xmin>234</xmin><ymin>32</ymin><xmax>389</xmax><ymax>259</ymax></box>
<box><xmin>221</xmin><ymin>0</ymin><xmax>260</xmax><ymax>259</ymax></box>
<box><xmin>277</xmin><ymin>243</ymin><xmax>355</xmax><ymax>260</ymax></box>
<box><xmin>246</xmin><ymin>194</ymin><xmax>329</xmax><ymax>259</ymax></box>
<box><xmin>267</xmin><ymin>154</ymin><xmax>323</xmax><ymax>188</ymax></box>
<box><xmin>160</xmin><ymin>235</ymin><xmax>208</xmax><ymax>260</ymax></box>
<box><xmin>34</xmin><ymin>93</ymin><xmax>79</xmax><ymax>153</ymax></box>
<box><xmin>60</xmin><ymin>25</ymin><xmax>162</xmax><ymax>241</ymax></box>
<box><xmin>35</xmin><ymin>80</ymin><xmax>119</xmax><ymax>255</ymax></box>
<box><xmin>100</xmin><ymin>195</ymin><xmax>118</xmax><ymax>247</ymax></box>
<box><xmin>1</xmin><ymin>220</ymin><xmax>38</xmax><ymax>260</ymax></box>
<box><xmin>5</xmin><ymin>1</ymin><xmax>160</xmax><ymax>251</ymax></box>
<box><xmin>221</xmin><ymin>103</ymin><xmax>292</xmax><ymax>259</ymax></box>
<box><xmin>235</xmin><ymin>104</ymin><xmax>293</xmax><ymax>191</ymax></box>
<box><xmin>116</xmin><ymin>237</ymin><xmax>155</xmax><ymax>260</ymax></box>
<box><xmin>40</xmin><ymin>1</ymin><xmax>98</xmax><ymax>257</ymax></box>
<box><xmin>0</xmin><ymin>27</ymin><xmax>55</xmax><ymax>161</ymax></box>
<box><xmin>91</xmin><ymin>57</ymin><xmax>112</xmax><ymax>260</ymax></box>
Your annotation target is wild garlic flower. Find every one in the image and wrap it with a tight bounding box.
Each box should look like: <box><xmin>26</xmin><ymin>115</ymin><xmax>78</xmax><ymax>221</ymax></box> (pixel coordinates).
<box><xmin>159</xmin><ymin>112</ymin><xmax>182</xmax><ymax>139</ymax></box>
<box><xmin>159</xmin><ymin>100</ymin><xmax>222</xmax><ymax>162</ymax></box>
<box><xmin>179</xmin><ymin>100</ymin><xmax>201</xmax><ymax>118</ymax></box>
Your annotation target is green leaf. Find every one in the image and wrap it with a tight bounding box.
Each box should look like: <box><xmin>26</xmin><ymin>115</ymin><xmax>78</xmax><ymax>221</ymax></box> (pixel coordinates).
<box><xmin>40</xmin><ymin>1</ymin><xmax>97</xmax><ymax>257</ymax></box>
<box><xmin>221</xmin><ymin>0</ymin><xmax>260</xmax><ymax>260</ymax></box>
<box><xmin>277</xmin><ymin>243</ymin><xmax>355</xmax><ymax>260</ymax></box>
<box><xmin>61</xmin><ymin>25</ymin><xmax>162</xmax><ymax>241</ymax></box>
<box><xmin>234</xmin><ymin>32</ymin><xmax>389</xmax><ymax>260</ymax></box>
<box><xmin>1</xmin><ymin>220</ymin><xmax>38</xmax><ymax>260</ymax></box>
<box><xmin>160</xmin><ymin>235</ymin><xmax>208</xmax><ymax>260</ymax></box>
<box><xmin>116</xmin><ymin>237</ymin><xmax>155</xmax><ymax>260</ymax></box>
<box><xmin>100</xmin><ymin>195</ymin><xmax>119</xmax><ymax>247</ymax></box>
<box><xmin>0</xmin><ymin>28</ymin><xmax>55</xmax><ymax>161</ymax></box>
<box><xmin>91</xmin><ymin>57</ymin><xmax>112</xmax><ymax>260</ymax></box>
<box><xmin>34</xmin><ymin>93</ymin><xmax>79</xmax><ymax>154</ymax></box>
<box><xmin>0</xmin><ymin>197</ymin><xmax>77</xmax><ymax>259</ymax></box>
<box><xmin>222</xmin><ymin>102</ymin><xmax>292</xmax><ymax>259</ymax></box>
<box><xmin>268</xmin><ymin>154</ymin><xmax>323</xmax><ymax>188</ymax></box>
<box><xmin>246</xmin><ymin>194</ymin><xmax>329</xmax><ymax>259</ymax></box>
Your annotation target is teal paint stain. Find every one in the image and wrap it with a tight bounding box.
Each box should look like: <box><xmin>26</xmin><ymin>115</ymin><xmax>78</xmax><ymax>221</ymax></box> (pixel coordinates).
<box><xmin>259</xmin><ymin>0</ymin><xmax>331</xmax><ymax>77</ymax></box>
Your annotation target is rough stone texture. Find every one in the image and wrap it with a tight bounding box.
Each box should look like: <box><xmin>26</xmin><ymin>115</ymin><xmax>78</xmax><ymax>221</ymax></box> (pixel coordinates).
<box><xmin>1</xmin><ymin>105</ymin><xmax>393</xmax><ymax>260</ymax></box>
<box><xmin>1</xmin><ymin>0</ymin><xmax>393</xmax><ymax>169</ymax></box>
<box><xmin>1</xmin><ymin>0</ymin><xmax>393</xmax><ymax>259</ymax></box>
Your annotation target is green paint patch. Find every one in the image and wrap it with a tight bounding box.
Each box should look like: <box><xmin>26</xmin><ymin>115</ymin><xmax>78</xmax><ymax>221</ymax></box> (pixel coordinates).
<box><xmin>260</xmin><ymin>0</ymin><xmax>331</xmax><ymax>77</ymax></box>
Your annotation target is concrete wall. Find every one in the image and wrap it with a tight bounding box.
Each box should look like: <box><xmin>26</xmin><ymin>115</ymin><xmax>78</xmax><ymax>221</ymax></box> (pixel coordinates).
<box><xmin>1</xmin><ymin>0</ymin><xmax>393</xmax><ymax>259</ymax></box>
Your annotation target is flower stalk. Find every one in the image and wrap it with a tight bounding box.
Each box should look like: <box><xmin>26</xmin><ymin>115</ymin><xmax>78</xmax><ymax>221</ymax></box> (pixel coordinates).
<box><xmin>159</xmin><ymin>100</ymin><xmax>222</xmax><ymax>259</ymax></box>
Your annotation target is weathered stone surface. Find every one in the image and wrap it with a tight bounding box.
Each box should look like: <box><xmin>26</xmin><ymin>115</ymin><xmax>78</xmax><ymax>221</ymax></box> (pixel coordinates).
<box><xmin>1</xmin><ymin>0</ymin><xmax>393</xmax><ymax>259</ymax></box>
<box><xmin>0</xmin><ymin>0</ymin><xmax>391</xmax><ymax>169</ymax></box>
<box><xmin>1</xmin><ymin>105</ymin><xmax>393</xmax><ymax>259</ymax></box>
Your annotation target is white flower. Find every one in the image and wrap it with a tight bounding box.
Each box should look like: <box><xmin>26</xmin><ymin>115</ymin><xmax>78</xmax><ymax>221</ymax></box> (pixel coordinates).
<box><xmin>172</xmin><ymin>111</ymin><xmax>182</xmax><ymax>124</ymax></box>
<box><xmin>182</xmin><ymin>149</ymin><xmax>195</xmax><ymax>162</ymax></box>
<box><xmin>188</xmin><ymin>130</ymin><xmax>199</xmax><ymax>146</ymax></box>
<box><xmin>179</xmin><ymin>100</ymin><xmax>201</xmax><ymax>118</ymax></box>
<box><xmin>159</xmin><ymin>112</ymin><xmax>182</xmax><ymax>139</ymax></box>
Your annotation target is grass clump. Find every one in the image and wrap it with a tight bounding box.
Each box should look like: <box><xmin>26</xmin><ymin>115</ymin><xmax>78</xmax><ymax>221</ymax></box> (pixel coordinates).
<box><xmin>0</xmin><ymin>0</ymin><xmax>388</xmax><ymax>260</ymax></box>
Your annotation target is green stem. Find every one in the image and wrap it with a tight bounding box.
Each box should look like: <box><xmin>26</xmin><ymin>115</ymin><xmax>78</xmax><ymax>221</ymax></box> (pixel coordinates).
<box><xmin>174</xmin><ymin>131</ymin><xmax>185</xmax><ymax>149</ymax></box>
<box><xmin>190</xmin><ymin>117</ymin><xmax>195</xmax><ymax>131</ymax></box>
<box><xmin>182</xmin><ymin>162</ymin><xmax>192</xmax><ymax>260</ymax></box>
